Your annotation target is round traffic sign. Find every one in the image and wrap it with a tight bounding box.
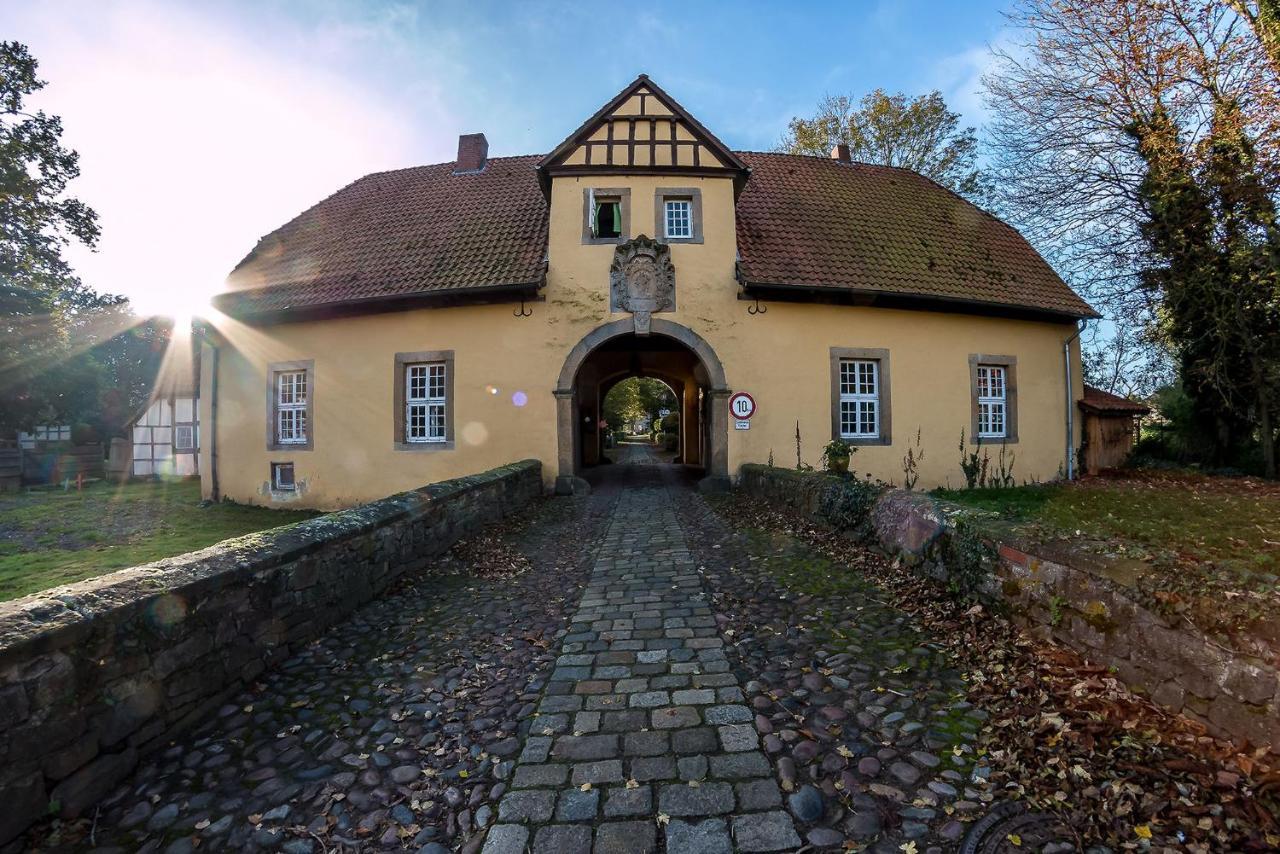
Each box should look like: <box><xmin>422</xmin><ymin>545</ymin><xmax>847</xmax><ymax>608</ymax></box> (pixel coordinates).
<box><xmin>729</xmin><ymin>391</ymin><xmax>756</xmax><ymax>419</ymax></box>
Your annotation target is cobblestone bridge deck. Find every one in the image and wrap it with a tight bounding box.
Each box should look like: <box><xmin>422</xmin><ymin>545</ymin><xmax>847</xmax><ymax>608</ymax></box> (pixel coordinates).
<box><xmin>47</xmin><ymin>442</ymin><xmax>985</xmax><ymax>854</ymax></box>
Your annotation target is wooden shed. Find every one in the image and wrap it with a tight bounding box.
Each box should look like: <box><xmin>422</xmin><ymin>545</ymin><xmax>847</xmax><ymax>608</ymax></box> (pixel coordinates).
<box><xmin>1078</xmin><ymin>385</ymin><xmax>1150</xmax><ymax>475</ymax></box>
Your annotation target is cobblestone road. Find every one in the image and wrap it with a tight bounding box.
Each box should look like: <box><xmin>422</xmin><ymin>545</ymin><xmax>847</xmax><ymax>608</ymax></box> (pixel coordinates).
<box><xmin>484</xmin><ymin>468</ymin><xmax>798</xmax><ymax>854</ymax></box>
<box><xmin>40</xmin><ymin>443</ymin><xmax>985</xmax><ymax>854</ymax></box>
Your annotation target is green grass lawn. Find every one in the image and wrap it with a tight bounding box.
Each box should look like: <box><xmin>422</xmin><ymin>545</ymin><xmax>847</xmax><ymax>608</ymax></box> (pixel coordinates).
<box><xmin>935</xmin><ymin>470</ymin><xmax>1279</xmax><ymax>574</ymax></box>
<box><xmin>935</xmin><ymin>469</ymin><xmax>1280</xmax><ymax>637</ymax></box>
<box><xmin>0</xmin><ymin>479</ymin><xmax>317</xmax><ymax>602</ymax></box>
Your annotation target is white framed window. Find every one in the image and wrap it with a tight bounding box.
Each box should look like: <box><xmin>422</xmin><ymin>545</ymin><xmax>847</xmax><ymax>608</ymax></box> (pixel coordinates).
<box><xmin>272</xmin><ymin>462</ymin><xmax>295</xmax><ymax>491</ymax></box>
<box><xmin>406</xmin><ymin>363</ymin><xmax>447</xmax><ymax>443</ymax></box>
<box><xmin>839</xmin><ymin>359</ymin><xmax>880</xmax><ymax>439</ymax></box>
<box><xmin>174</xmin><ymin>425</ymin><xmax>194</xmax><ymax>451</ymax></box>
<box><xmin>276</xmin><ymin>370</ymin><xmax>308</xmax><ymax>444</ymax></box>
<box><xmin>976</xmin><ymin>365</ymin><xmax>1007</xmax><ymax>439</ymax></box>
<box><xmin>664</xmin><ymin>199</ymin><xmax>691</xmax><ymax>239</ymax></box>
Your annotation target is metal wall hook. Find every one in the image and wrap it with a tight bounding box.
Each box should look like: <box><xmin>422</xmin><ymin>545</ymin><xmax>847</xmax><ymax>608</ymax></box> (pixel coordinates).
<box><xmin>514</xmin><ymin>298</ymin><xmax>533</xmax><ymax>318</ymax></box>
<box><xmin>746</xmin><ymin>296</ymin><xmax>767</xmax><ymax>315</ymax></box>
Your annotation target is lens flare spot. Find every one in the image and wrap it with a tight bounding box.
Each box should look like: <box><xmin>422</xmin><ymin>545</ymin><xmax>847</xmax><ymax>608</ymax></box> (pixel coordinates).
<box><xmin>485</xmin><ymin>385</ymin><xmax>499</xmax><ymax>396</ymax></box>
<box><xmin>511</xmin><ymin>390</ymin><xmax>528</xmax><ymax>407</ymax></box>
<box><xmin>462</xmin><ymin>421</ymin><xmax>489</xmax><ymax>446</ymax></box>
<box><xmin>148</xmin><ymin>593</ymin><xmax>188</xmax><ymax>628</ymax></box>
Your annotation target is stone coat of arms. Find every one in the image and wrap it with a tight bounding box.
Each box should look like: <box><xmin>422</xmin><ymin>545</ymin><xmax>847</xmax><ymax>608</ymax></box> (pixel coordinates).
<box><xmin>610</xmin><ymin>236</ymin><xmax>675</xmax><ymax>335</ymax></box>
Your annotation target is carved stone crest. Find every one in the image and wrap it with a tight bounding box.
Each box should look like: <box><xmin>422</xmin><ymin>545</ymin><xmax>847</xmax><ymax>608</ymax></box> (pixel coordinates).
<box><xmin>609</xmin><ymin>236</ymin><xmax>675</xmax><ymax>335</ymax></box>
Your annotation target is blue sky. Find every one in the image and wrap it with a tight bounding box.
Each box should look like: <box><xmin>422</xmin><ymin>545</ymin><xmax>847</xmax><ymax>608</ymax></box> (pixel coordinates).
<box><xmin>3</xmin><ymin>0</ymin><xmax>1013</xmax><ymax>315</ymax></box>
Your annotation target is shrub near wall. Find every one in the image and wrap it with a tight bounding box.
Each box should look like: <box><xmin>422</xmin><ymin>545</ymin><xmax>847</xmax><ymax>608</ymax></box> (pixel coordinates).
<box><xmin>736</xmin><ymin>464</ymin><xmax>1280</xmax><ymax>755</ymax></box>
<box><xmin>0</xmin><ymin>460</ymin><xmax>542</xmax><ymax>846</ymax></box>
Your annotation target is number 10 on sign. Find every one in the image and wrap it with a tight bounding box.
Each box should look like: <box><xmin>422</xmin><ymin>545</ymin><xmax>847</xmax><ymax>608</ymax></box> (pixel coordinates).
<box><xmin>729</xmin><ymin>392</ymin><xmax>756</xmax><ymax>420</ymax></box>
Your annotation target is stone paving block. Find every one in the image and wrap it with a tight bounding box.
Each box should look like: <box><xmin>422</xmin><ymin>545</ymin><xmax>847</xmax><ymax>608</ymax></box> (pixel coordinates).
<box><xmin>671</xmin><ymin>688</ymin><xmax>715</xmax><ymax>705</ymax></box>
<box><xmin>532</xmin><ymin>823</ymin><xmax>592</xmax><ymax>854</ymax></box>
<box><xmin>628</xmin><ymin>691</ymin><xmax>669</xmax><ymax>708</ymax></box>
<box><xmin>601</xmin><ymin>709</ymin><xmax>649</xmax><ymax>733</ymax></box>
<box><xmin>704</xmin><ymin>704</ymin><xmax>751</xmax><ymax>725</ymax></box>
<box><xmin>657</xmin><ymin>781</ymin><xmax>734</xmax><ymax>816</ymax></box>
<box><xmin>651</xmin><ymin>706</ymin><xmax>701</xmax><ymax>729</ymax></box>
<box><xmin>665</xmin><ymin>818</ymin><xmax>732</xmax><ymax>854</ymax></box>
<box><xmin>518</xmin><ymin>736</ymin><xmax>553</xmax><ymax>764</ymax></box>
<box><xmin>574</xmin><ymin>711</ymin><xmax>602</xmax><ymax>734</ymax></box>
<box><xmin>718</xmin><ymin>723</ymin><xmax>759</xmax><ymax>752</ymax></box>
<box><xmin>735</xmin><ymin>779</ymin><xmax>782</xmax><ymax>810</ymax></box>
<box><xmin>512</xmin><ymin>764</ymin><xmax>568</xmax><ymax>789</ymax></box>
<box><xmin>585</xmin><ymin>694</ymin><xmax>630</xmax><ymax>711</ymax></box>
<box><xmin>595</xmin><ymin>819</ymin><xmax>657</xmax><ymax>854</ymax></box>
<box><xmin>732</xmin><ymin>810</ymin><xmax>802</xmax><ymax>852</ymax></box>
<box><xmin>623</xmin><ymin>730</ymin><xmax>669</xmax><ymax>757</ymax></box>
<box><xmin>481</xmin><ymin>824</ymin><xmax>529</xmax><ymax>854</ymax></box>
<box><xmin>603</xmin><ymin>785</ymin><xmax>652</xmax><ymax>818</ymax></box>
<box><xmin>692</xmin><ymin>672</ymin><xmax>736</xmax><ymax>688</ymax></box>
<box><xmin>572</xmin><ymin>759</ymin><xmax>624</xmax><ymax>786</ymax></box>
<box><xmin>556</xmin><ymin>787</ymin><xmax>599</xmax><ymax>822</ymax></box>
<box><xmin>575</xmin><ymin>680</ymin><xmax>613</xmax><ymax>695</ymax></box>
<box><xmin>497</xmin><ymin>789</ymin><xmax>554</xmax><ymax>823</ymax></box>
<box><xmin>540</xmin><ymin>696</ymin><xmax>583</xmax><ymax>714</ymax></box>
<box><xmin>637</xmin><ymin>650</ymin><xmax>668</xmax><ymax>664</ymax></box>
<box><xmin>671</xmin><ymin>727</ymin><xmax>718</xmax><ymax>754</ymax></box>
<box><xmin>630</xmin><ymin>755</ymin><xmax>677</xmax><ymax>781</ymax></box>
<box><xmin>551</xmin><ymin>734</ymin><xmax>619</xmax><ymax>761</ymax></box>
<box><xmin>709</xmin><ymin>751</ymin><xmax>771</xmax><ymax>779</ymax></box>
<box><xmin>533</xmin><ymin>713</ymin><xmax>569</xmax><ymax>734</ymax></box>
<box><xmin>676</xmin><ymin>754</ymin><xmax>708</xmax><ymax>781</ymax></box>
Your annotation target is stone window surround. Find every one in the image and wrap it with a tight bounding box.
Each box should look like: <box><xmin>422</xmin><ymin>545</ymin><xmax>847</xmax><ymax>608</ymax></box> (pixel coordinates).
<box><xmin>829</xmin><ymin>347</ymin><xmax>892</xmax><ymax>446</ymax></box>
<box><xmin>266</xmin><ymin>359</ymin><xmax>314</xmax><ymax>452</ymax></box>
<box><xmin>582</xmin><ymin>187</ymin><xmax>632</xmax><ymax>245</ymax></box>
<box><xmin>968</xmin><ymin>353</ymin><xmax>1019</xmax><ymax>444</ymax></box>
<box><xmin>654</xmin><ymin>187</ymin><xmax>704</xmax><ymax>244</ymax></box>
<box><xmin>393</xmin><ymin>350</ymin><xmax>455</xmax><ymax>451</ymax></box>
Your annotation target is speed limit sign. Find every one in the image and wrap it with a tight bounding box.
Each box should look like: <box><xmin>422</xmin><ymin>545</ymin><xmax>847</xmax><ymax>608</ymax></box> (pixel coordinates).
<box><xmin>729</xmin><ymin>392</ymin><xmax>756</xmax><ymax>420</ymax></box>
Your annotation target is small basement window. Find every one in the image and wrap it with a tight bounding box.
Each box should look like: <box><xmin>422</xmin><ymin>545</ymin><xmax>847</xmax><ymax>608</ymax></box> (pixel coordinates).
<box><xmin>272</xmin><ymin>462</ymin><xmax>295</xmax><ymax>491</ymax></box>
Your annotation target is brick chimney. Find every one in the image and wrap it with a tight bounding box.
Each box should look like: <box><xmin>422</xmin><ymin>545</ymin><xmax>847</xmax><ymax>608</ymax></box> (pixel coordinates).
<box><xmin>454</xmin><ymin>133</ymin><xmax>488</xmax><ymax>174</ymax></box>
<box><xmin>831</xmin><ymin>143</ymin><xmax>851</xmax><ymax>163</ymax></box>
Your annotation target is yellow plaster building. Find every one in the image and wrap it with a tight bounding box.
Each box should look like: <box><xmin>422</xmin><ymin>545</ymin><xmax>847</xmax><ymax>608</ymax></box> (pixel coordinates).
<box><xmin>201</xmin><ymin>76</ymin><xmax>1096</xmax><ymax>509</ymax></box>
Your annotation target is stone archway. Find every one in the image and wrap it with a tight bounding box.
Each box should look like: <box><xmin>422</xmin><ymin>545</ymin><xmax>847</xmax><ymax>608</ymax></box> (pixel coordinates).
<box><xmin>555</xmin><ymin>318</ymin><xmax>730</xmax><ymax>494</ymax></box>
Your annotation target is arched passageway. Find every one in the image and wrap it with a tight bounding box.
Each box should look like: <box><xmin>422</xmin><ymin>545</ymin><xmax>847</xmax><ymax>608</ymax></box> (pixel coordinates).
<box><xmin>555</xmin><ymin>318</ymin><xmax>729</xmax><ymax>493</ymax></box>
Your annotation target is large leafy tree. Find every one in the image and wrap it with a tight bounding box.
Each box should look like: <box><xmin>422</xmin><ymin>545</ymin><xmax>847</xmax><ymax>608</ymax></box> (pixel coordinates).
<box><xmin>985</xmin><ymin>0</ymin><xmax>1280</xmax><ymax>475</ymax></box>
<box><xmin>602</xmin><ymin>378</ymin><xmax>675</xmax><ymax>433</ymax></box>
<box><xmin>0</xmin><ymin>41</ymin><xmax>126</xmax><ymax>435</ymax></box>
<box><xmin>779</xmin><ymin>89</ymin><xmax>984</xmax><ymax>198</ymax></box>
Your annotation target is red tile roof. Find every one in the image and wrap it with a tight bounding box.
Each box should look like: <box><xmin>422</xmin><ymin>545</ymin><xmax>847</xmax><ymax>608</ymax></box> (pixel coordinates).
<box><xmin>1080</xmin><ymin>385</ymin><xmax>1151</xmax><ymax>414</ymax></box>
<box><xmin>216</xmin><ymin>156</ymin><xmax>548</xmax><ymax>318</ymax></box>
<box><xmin>215</xmin><ymin>151</ymin><xmax>1095</xmax><ymax>321</ymax></box>
<box><xmin>734</xmin><ymin>153</ymin><xmax>1096</xmax><ymax>319</ymax></box>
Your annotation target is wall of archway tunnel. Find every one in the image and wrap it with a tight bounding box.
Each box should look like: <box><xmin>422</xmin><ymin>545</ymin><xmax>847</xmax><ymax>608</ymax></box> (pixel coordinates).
<box><xmin>555</xmin><ymin>318</ymin><xmax>730</xmax><ymax>494</ymax></box>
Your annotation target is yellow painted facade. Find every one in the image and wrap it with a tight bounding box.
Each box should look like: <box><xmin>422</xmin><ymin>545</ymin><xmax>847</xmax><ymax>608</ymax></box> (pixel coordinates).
<box><xmin>201</xmin><ymin>87</ymin><xmax>1084</xmax><ymax>509</ymax></box>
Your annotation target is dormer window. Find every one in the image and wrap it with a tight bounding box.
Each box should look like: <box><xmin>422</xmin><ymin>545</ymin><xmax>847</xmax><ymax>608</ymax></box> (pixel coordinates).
<box><xmin>583</xmin><ymin>188</ymin><xmax>630</xmax><ymax>244</ymax></box>
<box><xmin>593</xmin><ymin>197</ymin><xmax>622</xmax><ymax>238</ymax></box>
<box><xmin>654</xmin><ymin>188</ymin><xmax>703</xmax><ymax>244</ymax></box>
<box><xmin>664</xmin><ymin>200</ymin><xmax>691</xmax><ymax>239</ymax></box>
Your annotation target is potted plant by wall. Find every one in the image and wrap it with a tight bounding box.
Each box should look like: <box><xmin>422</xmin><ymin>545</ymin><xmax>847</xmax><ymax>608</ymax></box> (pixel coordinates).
<box><xmin>821</xmin><ymin>439</ymin><xmax>855</xmax><ymax>475</ymax></box>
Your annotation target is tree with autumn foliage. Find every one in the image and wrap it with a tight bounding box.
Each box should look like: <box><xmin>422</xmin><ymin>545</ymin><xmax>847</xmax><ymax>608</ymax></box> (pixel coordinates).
<box><xmin>779</xmin><ymin>89</ymin><xmax>985</xmax><ymax>199</ymax></box>
<box><xmin>985</xmin><ymin>0</ymin><xmax>1280</xmax><ymax>476</ymax></box>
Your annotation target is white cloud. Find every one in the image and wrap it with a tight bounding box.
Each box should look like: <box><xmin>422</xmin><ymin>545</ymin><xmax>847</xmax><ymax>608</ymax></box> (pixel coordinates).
<box><xmin>3</xmin><ymin>1</ymin><xmax>454</xmax><ymax>316</ymax></box>
<box><xmin>927</xmin><ymin>29</ymin><xmax>1020</xmax><ymax>128</ymax></box>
